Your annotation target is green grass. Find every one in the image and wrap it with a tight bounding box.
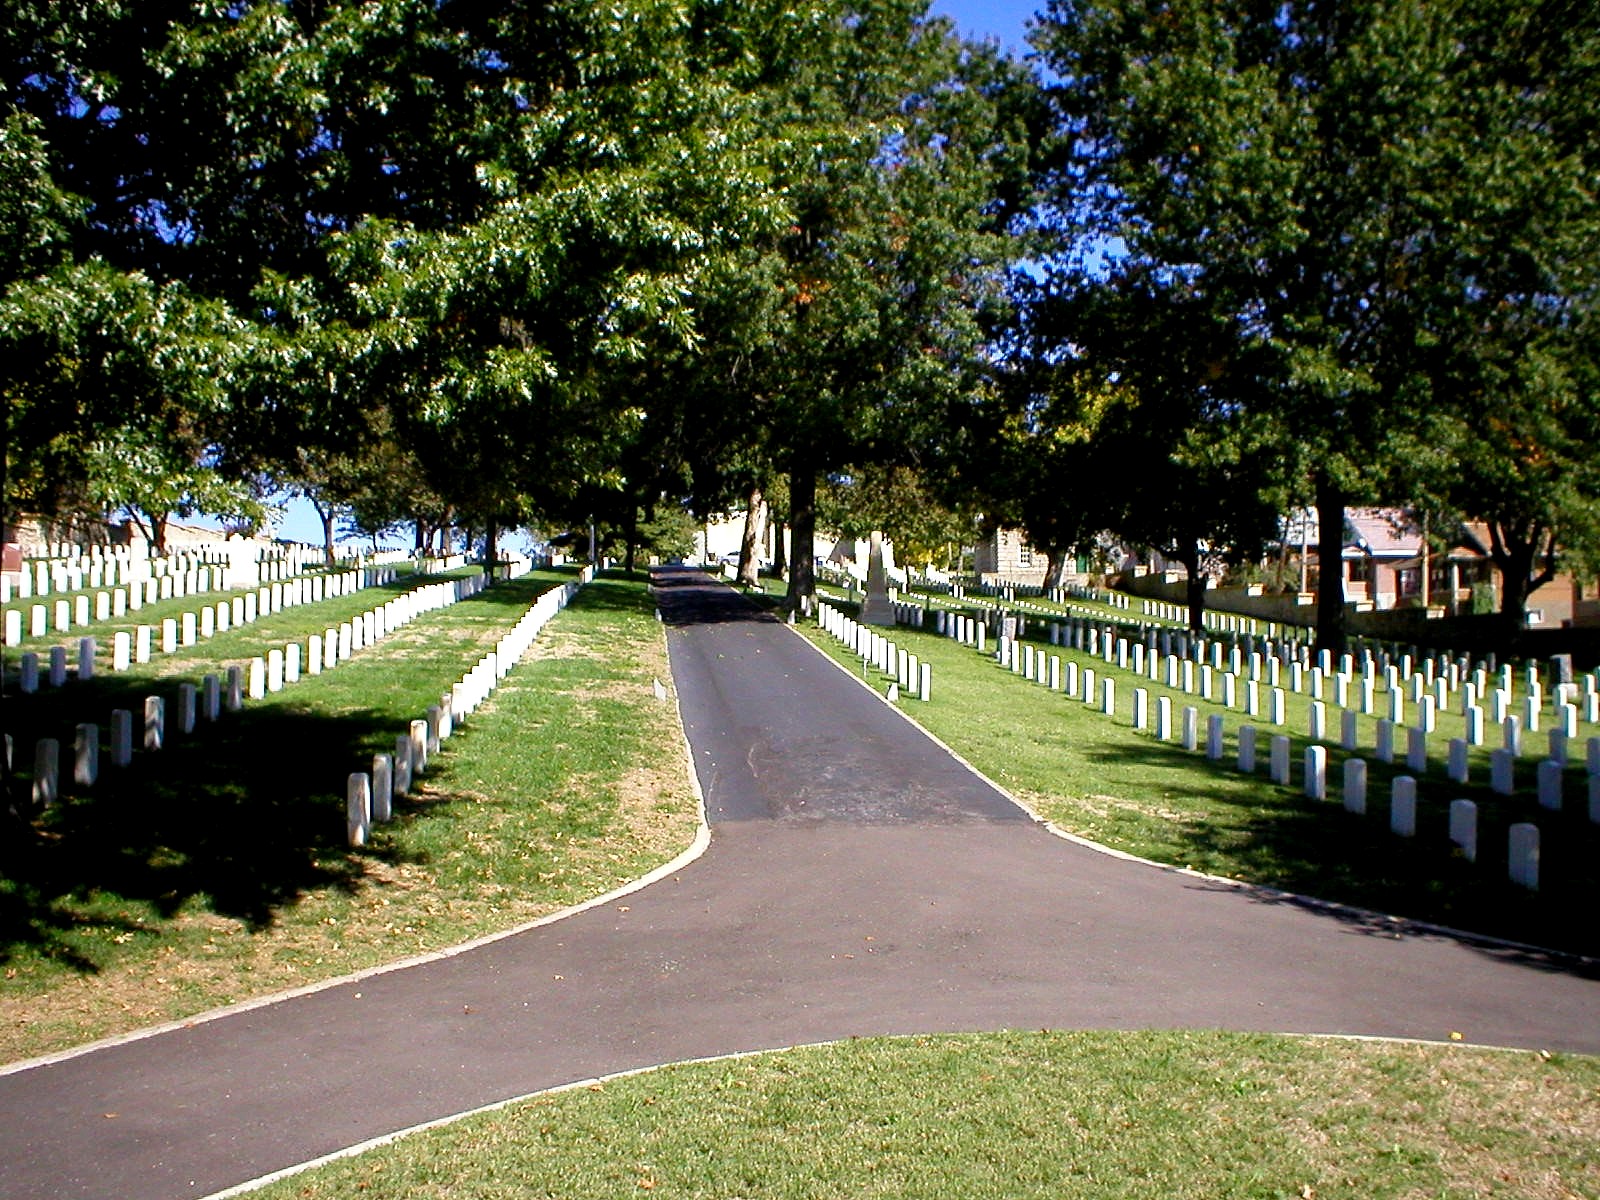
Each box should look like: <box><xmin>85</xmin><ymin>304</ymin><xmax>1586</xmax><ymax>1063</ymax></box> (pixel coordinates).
<box><xmin>786</xmin><ymin>585</ymin><xmax>1600</xmax><ymax>957</ymax></box>
<box><xmin>249</xmin><ymin>1029</ymin><xmax>1600</xmax><ymax>1199</ymax></box>
<box><xmin>0</xmin><ymin>569</ymin><xmax>699</xmax><ymax>1062</ymax></box>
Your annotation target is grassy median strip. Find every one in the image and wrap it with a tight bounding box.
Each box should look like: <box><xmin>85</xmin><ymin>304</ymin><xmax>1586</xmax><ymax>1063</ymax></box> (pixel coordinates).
<box><xmin>0</xmin><ymin>570</ymin><xmax>699</xmax><ymax>1063</ymax></box>
<box><xmin>249</xmin><ymin>1029</ymin><xmax>1599</xmax><ymax>1200</ymax></box>
<box><xmin>781</xmin><ymin>585</ymin><xmax>1600</xmax><ymax>958</ymax></box>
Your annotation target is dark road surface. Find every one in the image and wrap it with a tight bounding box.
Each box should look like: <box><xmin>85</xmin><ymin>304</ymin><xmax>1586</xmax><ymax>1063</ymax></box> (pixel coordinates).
<box><xmin>2</xmin><ymin>567</ymin><xmax>1596</xmax><ymax>1200</ymax></box>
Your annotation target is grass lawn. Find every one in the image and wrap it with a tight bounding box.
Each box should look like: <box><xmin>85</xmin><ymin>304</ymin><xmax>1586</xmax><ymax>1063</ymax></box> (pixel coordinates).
<box><xmin>248</xmin><ymin>1029</ymin><xmax>1600</xmax><ymax>1200</ymax></box>
<box><xmin>0</xmin><ymin>569</ymin><xmax>699</xmax><ymax>1062</ymax></box>
<box><xmin>780</xmin><ymin>582</ymin><xmax>1600</xmax><ymax>958</ymax></box>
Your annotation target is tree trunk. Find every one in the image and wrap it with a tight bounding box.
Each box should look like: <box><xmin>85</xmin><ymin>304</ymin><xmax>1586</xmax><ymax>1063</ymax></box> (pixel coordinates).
<box><xmin>1487</xmin><ymin>519</ymin><xmax>1557</xmax><ymax>642</ymax></box>
<box><xmin>137</xmin><ymin>509</ymin><xmax>170</xmax><ymax>558</ymax></box>
<box><xmin>1176</xmin><ymin>541</ymin><xmax>1206</xmax><ymax>634</ymax></box>
<box><xmin>1042</xmin><ymin>549</ymin><xmax>1069</xmax><ymax>592</ymax></box>
<box><xmin>624</xmin><ymin>505</ymin><xmax>640</xmax><ymax>574</ymax></box>
<box><xmin>1314</xmin><ymin>471</ymin><xmax>1347</xmax><ymax>656</ymax></box>
<box><xmin>414</xmin><ymin>518</ymin><xmax>428</xmax><ymax>553</ymax></box>
<box><xmin>772</xmin><ymin>519</ymin><xmax>788</xmax><ymax>580</ymax></box>
<box><xmin>784</xmin><ymin>457</ymin><xmax>817</xmax><ymax>612</ymax></box>
<box><xmin>311</xmin><ymin>499</ymin><xmax>337</xmax><ymax>568</ymax></box>
<box><xmin>737</xmin><ymin>484</ymin><xmax>765</xmax><ymax>587</ymax></box>
<box><xmin>483</xmin><ymin>518</ymin><xmax>499</xmax><ymax>578</ymax></box>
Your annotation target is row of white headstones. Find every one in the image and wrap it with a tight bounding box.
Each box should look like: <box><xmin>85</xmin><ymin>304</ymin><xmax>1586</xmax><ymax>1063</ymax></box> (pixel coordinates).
<box><xmin>816</xmin><ymin>602</ymin><xmax>933</xmax><ymax>703</ymax></box>
<box><xmin>2</xmin><ymin>543</ymin><xmax>308</xmax><ymax>604</ymax></box>
<box><xmin>10</xmin><ymin>567</ymin><xmax>404</xmax><ymax>692</ymax></box>
<box><xmin>886</xmin><ymin>596</ymin><xmax>1600</xmax><ymax>893</ymax></box>
<box><xmin>20</xmin><ymin>556</ymin><xmax>544</xmax><ymax>838</ymax></box>
<box><xmin>343</xmin><ymin>566</ymin><xmax>594</xmax><ymax>847</ymax></box>
<box><xmin>2</xmin><ymin>555</ymin><xmax>397</xmax><ymax>647</ymax></box>
<box><xmin>21</xmin><ymin>571</ymin><xmax>506</xmax><ymax>807</ymax></box>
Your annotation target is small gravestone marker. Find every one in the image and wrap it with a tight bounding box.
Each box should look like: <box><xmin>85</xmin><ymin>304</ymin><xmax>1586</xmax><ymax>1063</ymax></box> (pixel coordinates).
<box><xmin>1537</xmin><ymin>759</ymin><xmax>1563</xmax><ymax>810</ymax></box>
<box><xmin>48</xmin><ymin>645</ymin><xmax>67</xmax><ymax>687</ymax></box>
<box><xmin>1449</xmin><ymin>799</ymin><xmax>1477</xmax><ymax>862</ymax></box>
<box><xmin>410</xmin><ymin>720</ymin><xmax>429</xmax><ymax>775</ymax></box>
<box><xmin>1490</xmin><ymin>748</ymin><xmax>1515</xmax><ymax>795</ymax></box>
<box><xmin>110</xmin><ymin>709</ymin><xmax>133</xmax><ymax>767</ymax></box>
<box><xmin>1508</xmin><ymin>824</ymin><xmax>1539</xmax><ymax>890</ymax></box>
<box><xmin>394</xmin><ymin>735</ymin><xmax>413</xmax><ymax>795</ymax></box>
<box><xmin>144</xmin><ymin>696</ymin><xmax>165</xmax><ymax>751</ymax></box>
<box><xmin>75</xmin><ymin>724</ymin><xmax>98</xmax><ymax>786</ymax></box>
<box><xmin>1343</xmin><ymin>758</ymin><xmax>1367</xmax><ymax>814</ymax></box>
<box><xmin>33</xmin><ymin>739</ymin><xmax>59</xmax><ymax>809</ymax></box>
<box><xmin>1269</xmin><ymin>734</ymin><xmax>1291</xmax><ymax>785</ymax></box>
<box><xmin>1304</xmin><ymin>745</ymin><xmax>1327</xmax><ymax>800</ymax></box>
<box><xmin>347</xmin><ymin>774</ymin><xmax>372</xmax><ymax>847</ymax></box>
<box><xmin>372</xmin><ymin>754</ymin><xmax>393</xmax><ymax>822</ymax></box>
<box><xmin>1447</xmin><ymin>737</ymin><xmax>1469</xmax><ymax>784</ymax></box>
<box><xmin>1406</xmin><ymin>726</ymin><xmax>1428</xmax><ymax>773</ymax></box>
<box><xmin>176</xmin><ymin>682</ymin><xmax>196</xmax><ymax>734</ymax></box>
<box><xmin>1390</xmin><ymin>777</ymin><xmax>1417</xmax><ymax>836</ymax></box>
<box><xmin>1206</xmin><ymin>714</ymin><xmax>1224</xmax><ymax>761</ymax></box>
<box><xmin>1375</xmin><ymin>719</ymin><xmax>1394</xmax><ymax>764</ymax></box>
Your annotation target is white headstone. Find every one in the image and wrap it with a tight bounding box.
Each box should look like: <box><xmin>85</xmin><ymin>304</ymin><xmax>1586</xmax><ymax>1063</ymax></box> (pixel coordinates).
<box><xmin>74</xmin><ymin>724</ymin><xmax>98</xmax><ymax>787</ymax></box>
<box><xmin>1304</xmin><ymin>745</ymin><xmax>1327</xmax><ymax>800</ymax></box>
<box><xmin>32</xmin><ymin>738</ymin><xmax>59</xmax><ymax>809</ymax></box>
<box><xmin>1449</xmin><ymin>799</ymin><xmax>1477</xmax><ymax>862</ymax></box>
<box><xmin>1537</xmin><ymin>759</ymin><xmax>1563</xmax><ymax>810</ymax></box>
<box><xmin>1269</xmin><ymin>734</ymin><xmax>1291</xmax><ymax>785</ymax></box>
<box><xmin>1343</xmin><ymin>758</ymin><xmax>1367</xmax><ymax>814</ymax></box>
<box><xmin>1390</xmin><ymin>777</ymin><xmax>1417</xmax><ymax>836</ymax></box>
<box><xmin>372</xmin><ymin>754</ymin><xmax>393</xmax><ymax>823</ymax></box>
<box><xmin>347</xmin><ymin>773</ymin><xmax>372</xmax><ymax>847</ymax></box>
<box><xmin>1490</xmin><ymin>749</ymin><xmax>1515</xmax><ymax>795</ymax></box>
<box><xmin>1507</xmin><ymin>823</ymin><xmax>1539</xmax><ymax>890</ymax></box>
<box><xmin>144</xmin><ymin>695</ymin><xmax>164</xmax><ymax>751</ymax></box>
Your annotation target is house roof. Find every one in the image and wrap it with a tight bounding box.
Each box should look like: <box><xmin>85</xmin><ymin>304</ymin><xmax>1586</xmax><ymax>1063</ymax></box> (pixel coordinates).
<box><xmin>1341</xmin><ymin>509</ymin><xmax>1424</xmax><ymax>560</ymax></box>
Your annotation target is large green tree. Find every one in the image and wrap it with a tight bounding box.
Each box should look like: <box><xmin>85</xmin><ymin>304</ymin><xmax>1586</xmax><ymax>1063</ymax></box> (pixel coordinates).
<box><xmin>1033</xmin><ymin>0</ymin><xmax>1598</xmax><ymax>651</ymax></box>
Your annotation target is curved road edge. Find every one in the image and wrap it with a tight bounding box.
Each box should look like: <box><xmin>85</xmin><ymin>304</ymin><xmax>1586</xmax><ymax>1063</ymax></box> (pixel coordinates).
<box><xmin>0</xmin><ymin>619</ymin><xmax>716</xmax><ymax>1082</ymax></box>
<box><xmin>773</xmin><ymin>583</ymin><xmax>1600</xmax><ymax>974</ymax></box>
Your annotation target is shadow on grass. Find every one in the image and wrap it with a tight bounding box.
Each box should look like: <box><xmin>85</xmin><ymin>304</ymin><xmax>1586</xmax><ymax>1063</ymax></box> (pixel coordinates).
<box><xmin>0</xmin><ymin>697</ymin><xmax>428</xmax><ymax>973</ymax></box>
<box><xmin>0</xmin><ymin>570</ymin><xmax>592</xmax><ymax>975</ymax></box>
<box><xmin>1072</xmin><ymin>731</ymin><xmax>1600</xmax><ymax>967</ymax></box>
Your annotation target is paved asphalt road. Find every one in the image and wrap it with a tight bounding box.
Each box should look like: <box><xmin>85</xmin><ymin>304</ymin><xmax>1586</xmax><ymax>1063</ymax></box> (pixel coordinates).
<box><xmin>2</xmin><ymin>567</ymin><xmax>1596</xmax><ymax>1200</ymax></box>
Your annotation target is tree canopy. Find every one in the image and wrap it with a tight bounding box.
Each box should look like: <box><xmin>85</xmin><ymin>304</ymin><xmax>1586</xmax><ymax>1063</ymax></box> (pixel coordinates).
<box><xmin>3</xmin><ymin>0</ymin><xmax>1595</xmax><ymax>640</ymax></box>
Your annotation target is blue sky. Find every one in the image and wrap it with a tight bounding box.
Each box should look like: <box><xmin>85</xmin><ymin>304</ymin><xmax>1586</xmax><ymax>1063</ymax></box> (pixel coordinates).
<box><xmin>931</xmin><ymin>0</ymin><xmax>1042</xmax><ymax>55</ymax></box>
<box><xmin>265</xmin><ymin>1</ymin><xmax>1047</xmax><ymax>546</ymax></box>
